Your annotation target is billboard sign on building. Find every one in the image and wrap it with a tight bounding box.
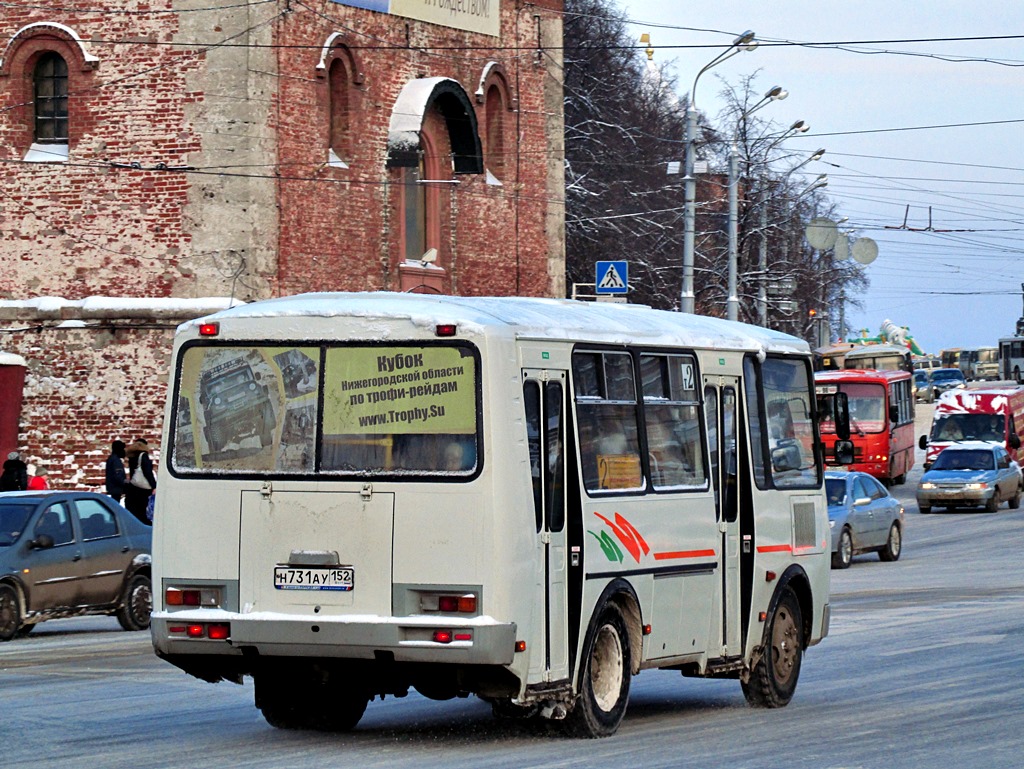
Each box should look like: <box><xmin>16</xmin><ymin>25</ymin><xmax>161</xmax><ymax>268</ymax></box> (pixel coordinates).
<box><xmin>331</xmin><ymin>0</ymin><xmax>500</xmax><ymax>37</ymax></box>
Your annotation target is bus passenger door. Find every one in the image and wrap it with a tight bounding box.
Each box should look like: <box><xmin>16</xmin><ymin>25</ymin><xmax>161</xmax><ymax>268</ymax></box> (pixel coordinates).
<box><xmin>704</xmin><ymin>378</ymin><xmax>743</xmax><ymax>657</ymax></box>
<box><xmin>523</xmin><ymin>370</ymin><xmax>570</xmax><ymax>682</ymax></box>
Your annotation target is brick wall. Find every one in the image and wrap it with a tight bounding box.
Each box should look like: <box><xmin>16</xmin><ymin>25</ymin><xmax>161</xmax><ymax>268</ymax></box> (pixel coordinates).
<box><xmin>0</xmin><ymin>0</ymin><xmax>565</xmax><ymax>485</ymax></box>
<box><xmin>0</xmin><ymin>325</ymin><xmax>172</xmax><ymax>490</ymax></box>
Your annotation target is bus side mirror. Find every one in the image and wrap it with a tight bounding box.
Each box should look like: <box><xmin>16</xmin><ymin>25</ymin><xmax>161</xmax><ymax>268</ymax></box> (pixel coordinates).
<box><xmin>889</xmin><ymin>404</ymin><xmax>899</xmax><ymax>424</ymax></box>
<box><xmin>1011</xmin><ymin>433</ymin><xmax>1021</xmax><ymax>450</ymax></box>
<box><xmin>833</xmin><ymin>392</ymin><xmax>851</xmax><ymax>441</ymax></box>
<box><xmin>833</xmin><ymin>439</ymin><xmax>855</xmax><ymax>465</ymax></box>
<box><xmin>919</xmin><ymin>435</ymin><xmax>928</xmax><ymax>450</ymax></box>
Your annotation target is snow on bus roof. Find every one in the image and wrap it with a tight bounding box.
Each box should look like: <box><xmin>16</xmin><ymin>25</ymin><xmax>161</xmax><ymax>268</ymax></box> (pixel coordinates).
<box><xmin>184</xmin><ymin>292</ymin><xmax>809</xmax><ymax>354</ymax></box>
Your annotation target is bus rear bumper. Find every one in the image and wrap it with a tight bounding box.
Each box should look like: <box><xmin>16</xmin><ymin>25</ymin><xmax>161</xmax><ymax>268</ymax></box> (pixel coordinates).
<box><xmin>151</xmin><ymin>611</ymin><xmax>518</xmax><ymax>666</ymax></box>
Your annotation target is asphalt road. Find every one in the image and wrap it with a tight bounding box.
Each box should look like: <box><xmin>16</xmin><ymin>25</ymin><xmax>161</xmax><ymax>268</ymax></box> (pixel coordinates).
<box><xmin>3</xmin><ymin>402</ymin><xmax>1023</xmax><ymax>768</ymax></box>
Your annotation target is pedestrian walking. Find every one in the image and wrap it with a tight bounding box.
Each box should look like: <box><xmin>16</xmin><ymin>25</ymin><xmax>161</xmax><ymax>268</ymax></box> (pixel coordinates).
<box><xmin>105</xmin><ymin>440</ymin><xmax>127</xmax><ymax>501</ymax></box>
<box><xmin>124</xmin><ymin>438</ymin><xmax>156</xmax><ymax>524</ymax></box>
<box><xmin>27</xmin><ymin>464</ymin><xmax>49</xmax><ymax>490</ymax></box>
<box><xmin>1</xmin><ymin>451</ymin><xmax>28</xmax><ymax>491</ymax></box>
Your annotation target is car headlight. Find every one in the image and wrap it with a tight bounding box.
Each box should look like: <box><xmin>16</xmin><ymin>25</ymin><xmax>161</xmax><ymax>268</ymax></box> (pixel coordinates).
<box><xmin>965</xmin><ymin>482</ymin><xmax>988</xmax><ymax>490</ymax></box>
<box><xmin>920</xmin><ymin>482</ymin><xmax>936</xmax><ymax>489</ymax></box>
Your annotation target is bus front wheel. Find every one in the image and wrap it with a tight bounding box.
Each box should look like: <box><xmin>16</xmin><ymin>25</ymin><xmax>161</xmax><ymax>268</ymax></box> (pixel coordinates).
<box><xmin>564</xmin><ymin>603</ymin><xmax>631</xmax><ymax>738</ymax></box>
<box><xmin>741</xmin><ymin>587</ymin><xmax>803</xmax><ymax>708</ymax></box>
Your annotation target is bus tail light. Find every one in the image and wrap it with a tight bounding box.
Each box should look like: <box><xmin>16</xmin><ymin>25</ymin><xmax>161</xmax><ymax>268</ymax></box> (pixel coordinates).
<box><xmin>437</xmin><ymin>595</ymin><xmax>476</xmax><ymax>613</ymax></box>
<box><xmin>433</xmin><ymin>630</ymin><xmax>453</xmax><ymax>644</ymax></box>
<box><xmin>421</xmin><ymin>593</ymin><xmax>477</xmax><ymax>614</ymax></box>
<box><xmin>165</xmin><ymin>586</ymin><xmax>223</xmax><ymax>608</ymax></box>
<box><xmin>199</xmin><ymin>322</ymin><xmax>220</xmax><ymax>336</ymax></box>
<box><xmin>173</xmin><ymin>623</ymin><xmax>231</xmax><ymax>640</ymax></box>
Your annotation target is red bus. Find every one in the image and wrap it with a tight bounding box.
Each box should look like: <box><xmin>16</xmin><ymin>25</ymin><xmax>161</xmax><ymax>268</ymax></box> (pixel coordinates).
<box><xmin>815</xmin><ymin>369</ymin><xmax>915</xmax><ymax>485</ymax></box>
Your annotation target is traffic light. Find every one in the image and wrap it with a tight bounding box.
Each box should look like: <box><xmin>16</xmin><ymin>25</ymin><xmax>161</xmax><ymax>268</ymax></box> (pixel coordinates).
<box><xmin>808</xmin><ymin>308</ymin><xmax>818</xmax><ymax>318</ymax></box>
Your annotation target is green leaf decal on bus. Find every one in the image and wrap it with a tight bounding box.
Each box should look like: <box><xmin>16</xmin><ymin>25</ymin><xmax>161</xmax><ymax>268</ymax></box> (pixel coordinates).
<box><xmin>589</xmin><ymin>530</ymin><xmax>624</xmax><ymax>563</ymax></box>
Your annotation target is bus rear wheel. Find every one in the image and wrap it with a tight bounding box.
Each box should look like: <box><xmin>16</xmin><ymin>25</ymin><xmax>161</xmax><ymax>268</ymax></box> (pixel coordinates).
<box><xmin>742</xmin><ymin>587</ymin><xmax>803</xmax><ymax>708</ymax></box>
<box><xmin>256</xmin><ymin>668</ymin><xmax>368</xmax><ymax>732</ymax></box>
<box><xmin>564</xmin><ymin>603</ymin><xmax>631</xmax><ymax>738</ymax></box>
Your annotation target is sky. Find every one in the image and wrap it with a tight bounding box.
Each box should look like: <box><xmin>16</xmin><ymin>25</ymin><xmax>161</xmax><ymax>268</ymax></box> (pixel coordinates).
<box><xmin>616</xmin><ymin>0</ymin><xmax>1024</xmax><ymax>354</ymax></box>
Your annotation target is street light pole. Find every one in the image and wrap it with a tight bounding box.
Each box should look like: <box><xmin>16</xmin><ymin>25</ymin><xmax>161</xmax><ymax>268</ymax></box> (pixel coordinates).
<box><xmin>778</xmin><ymin>173</ymin><xmax>827</xmax><ymax>336</ymax></box>
<box><xmin>681</xmin><ymin>30</ymin><xmax>756</xmax><ymax>314</ymax></box>
<box><xmin>757</xmin><ymin>147</ymin><xmax>825</xmax><ymax>326</ymax></box>
<box><xmin>726</xmin><ymin>141</ymin><xmax>740</xmax><ymax>321</ymax></box>
<box><xmin>726</xmin><ymin>108</ymin><xmax>800</xmax><ymax>322</ymax></box>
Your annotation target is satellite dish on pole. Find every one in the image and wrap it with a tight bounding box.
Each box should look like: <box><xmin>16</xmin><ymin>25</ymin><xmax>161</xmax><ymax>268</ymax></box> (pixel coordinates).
<box><xmin>851</xmin><ymin>237</ymin><xmax>879</xmax><ymax>265</ymax></box>
<box><xmin>833</xmin><ymin>235</ymin><xmax>850</xmax><ymax>261</ymax></box>
<box><xmin>805</xmin><ymin>217</ymin><xmax>838</xmax><ymax>250</ymax></box>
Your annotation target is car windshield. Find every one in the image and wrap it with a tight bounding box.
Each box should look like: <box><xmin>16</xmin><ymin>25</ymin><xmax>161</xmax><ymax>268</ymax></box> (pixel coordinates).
<box><xmin>931</xmin><ymin>449</ymin><xmax>995</xmax><ymax>471</ymax></box>
<box><xmin>931</xmin><ymin>414</ymin><xmax>1004</xmax><ymax>442</ymax></box>
<box><xmin>931</xmin><ymin>370</ymin><xmax>963</xmax><ymax>382</ymax></box>
<box><xmin>0</xmin><ymin>502</ymin><xmax>36</xmax><ymax>546</ymax></box>
<box><xmin>825</xmin><ymin>478</ymin><xmax>846</xmax><ymax>506</ymax></box>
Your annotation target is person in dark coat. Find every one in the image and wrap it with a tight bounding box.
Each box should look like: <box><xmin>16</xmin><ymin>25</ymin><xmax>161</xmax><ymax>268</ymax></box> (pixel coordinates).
<box><xmin>124</xmin><ymin>439</ymin><xmax>156</xmax><ymax>524</ymax></box>
<box><xmin>105</xmin><ymin>440</ymin><xmax>127</xmax><ymax>501</ymax></box>
<box><xmin>1</xmin><ymin>451</ymin><xmax>29</xmax><ymax>491</ymax></box>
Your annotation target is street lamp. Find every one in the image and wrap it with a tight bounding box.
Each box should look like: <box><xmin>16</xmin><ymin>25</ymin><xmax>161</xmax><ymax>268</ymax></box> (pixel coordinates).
<box><xmin>772</xmin><ymin>173</ymin><xmax>828</xmax><ymax>336</ymax></box>
<box><xmin>681</xmin><ymin>30</ymin><xmax>757</xmax><ymax>314</ymax></box>
<box><xmin>756</xmin><ymin>147</ymin><xmax>825</xmax><ymax>326</ymax></box>
<box><xmin>726</xmin><ymin>90</ymin><xmax>792</xmax><ymax>322</ymax></box>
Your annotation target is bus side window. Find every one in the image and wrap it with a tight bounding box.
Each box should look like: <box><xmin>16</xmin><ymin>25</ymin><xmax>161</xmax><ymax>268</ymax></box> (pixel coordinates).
<box><xmin>524</xmin><ymin>381</ymin><xmax>543</xmax><ymax>532</ymax></box>
<box><xmin>545</xmin><ymin>381</ymin><xmax>565</xmax><ymax>532</ymax></box>
<box><xmin>573</xmin><ymin>351</ymin><xmax>642</xmax><ymax>493</ymax></box>
<box><xmin>640</xmin><ymin>354</ymin><xmax>705</xmax><ymax>490</ymax></box>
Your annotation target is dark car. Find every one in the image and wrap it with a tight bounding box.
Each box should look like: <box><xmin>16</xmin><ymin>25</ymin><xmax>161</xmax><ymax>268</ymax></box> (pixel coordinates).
<box><xmin>825</xmin><ymin>470</ymin><xmax>905</xmax><ymax>569</ymax></box>
<box><xmin>0</xmin><ymin>491</ymin><xmax>152</xmax><ymax>640</ymax></box>
<box><xmin>929</xmin><ymin>368</ymin><xmax>966</xmax><ymax>400</ymax></box>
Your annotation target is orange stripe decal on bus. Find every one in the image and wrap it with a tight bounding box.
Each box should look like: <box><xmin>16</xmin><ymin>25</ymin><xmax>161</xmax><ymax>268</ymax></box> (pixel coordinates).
<box><xmin>653</xmin><ymin>549</ymin><xmax>717</xmax><ymax>561</ymax></box>
<box><xmin>756</xmin><ymin>544</ymin><xmax>793</xmax><ymax>554</ymax></box>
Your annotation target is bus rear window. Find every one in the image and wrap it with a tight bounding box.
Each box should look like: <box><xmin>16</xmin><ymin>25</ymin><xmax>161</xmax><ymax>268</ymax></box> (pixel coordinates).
<box><xmin>171</xmin><ymin>343</ymin><xmax>479</xmax><ymax>477</ymax></box>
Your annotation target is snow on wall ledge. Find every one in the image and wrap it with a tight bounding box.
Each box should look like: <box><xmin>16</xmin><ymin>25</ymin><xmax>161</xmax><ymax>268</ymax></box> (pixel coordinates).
<box><xmin>0</xmin><ymin>296</ymin><xmax>242</xmax><ymax>322</ymax></box>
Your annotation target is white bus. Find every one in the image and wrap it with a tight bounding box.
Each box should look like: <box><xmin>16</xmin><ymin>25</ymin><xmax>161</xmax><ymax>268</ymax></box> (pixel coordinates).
<box><xmin>151</xmin><ymin>293</ymin><xmax>846</xmax><ymax>737</ymax></box>
<box><xmin>998</xmin><ymin>337</ymin><xmax>1024</xmax><ymax>383</ymax></box>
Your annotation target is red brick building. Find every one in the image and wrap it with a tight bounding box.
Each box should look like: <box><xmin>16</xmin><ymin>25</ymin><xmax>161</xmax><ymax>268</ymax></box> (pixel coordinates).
<box><xmin>0</xmin><ymin>0</ymin><xmax>566</xmax><ymax>488</ymax></box>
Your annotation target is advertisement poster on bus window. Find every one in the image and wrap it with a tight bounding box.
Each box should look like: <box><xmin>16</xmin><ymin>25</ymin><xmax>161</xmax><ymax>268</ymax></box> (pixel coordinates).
<box><xmin>174</xmin><ymin>346</ymin><xmax>320</xmax><ymax>473</ymax></box>
<box><xmin>322</xmin><ymin>346</ymin><xmax>476</xmax><ymax>436</ymax></box>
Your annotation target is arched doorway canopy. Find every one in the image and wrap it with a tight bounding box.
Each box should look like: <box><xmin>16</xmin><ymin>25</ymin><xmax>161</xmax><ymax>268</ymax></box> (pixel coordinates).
<box><xmin>387</xmin><ymin>77</ymin><xmax>483</xmax><ymax>175</ymax></box>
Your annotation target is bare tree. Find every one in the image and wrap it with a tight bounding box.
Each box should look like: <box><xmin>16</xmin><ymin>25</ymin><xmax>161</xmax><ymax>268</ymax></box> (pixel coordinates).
<box><xmin>563</xmin><ymin>0</ymin><xmax>688</xmax><ymax>309</ymax></box>
<box><xmin>562</xmin><ymin>2</ymin><xmax>867</xmax><ymax>341</ymax></box>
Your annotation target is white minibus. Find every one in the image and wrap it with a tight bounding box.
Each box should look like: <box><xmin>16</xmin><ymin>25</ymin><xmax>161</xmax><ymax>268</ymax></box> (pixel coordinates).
<box><xmin>151</xmin><ymin>293</ymin><xmax>845</xmax><ymax>737</ymax></box>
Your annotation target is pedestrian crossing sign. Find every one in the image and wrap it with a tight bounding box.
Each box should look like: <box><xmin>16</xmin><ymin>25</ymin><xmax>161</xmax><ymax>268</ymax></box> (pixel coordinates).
<box><xmin>595</xmin><ymin>261</ymin><xmax>628</xmax><ymax>294</ymax></box>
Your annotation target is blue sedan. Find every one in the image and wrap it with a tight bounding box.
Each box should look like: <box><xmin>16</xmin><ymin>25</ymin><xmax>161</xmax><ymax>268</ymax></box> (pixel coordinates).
<box><xmin>916</xmin><ymin>442</ymin><xmax>1023</xmax><ymax>514</ymax></box>
<box><xmin>825</xmin><ymin>471</ymin><xmax>905</xmax><ymax>569</ymax></box>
